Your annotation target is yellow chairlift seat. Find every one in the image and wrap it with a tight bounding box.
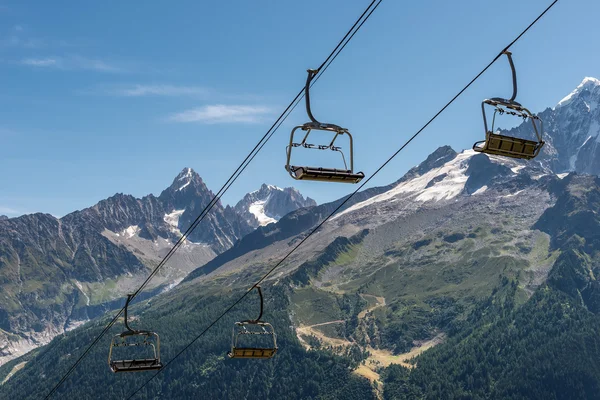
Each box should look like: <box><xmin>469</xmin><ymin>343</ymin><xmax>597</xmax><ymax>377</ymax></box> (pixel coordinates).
<box><xmin>108</xmin><ymin>295</ymin><xmax>163</xmax><ymax>373</ymax></box>
<box><xmin>285</xmin><ymin>69</ymin><xmax>364</xmax><ymax>183</ymax></box>
<box><xmin>228</xmin><ymin>286</ymin><xmax>278</xmax><ymax>360</ymax></box>
<box><xmin>288</xmin><ymin>166</ymin><xmax>365</xmax><ymax>183</ymax></box>
<box><xmin>229</xmin><ymin>347</ymin><xmax>278</xmax><ymax>359</ymax></box>
<box><xmin>473</xmin><ymin>51</ymin><xmax>544</xmax><ymax>160</ymax></box>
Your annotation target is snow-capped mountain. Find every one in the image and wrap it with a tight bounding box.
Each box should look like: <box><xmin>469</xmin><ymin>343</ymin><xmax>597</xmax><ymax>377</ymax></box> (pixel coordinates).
<box><xmin>502</xmin><ymin>77</ymin><xmax>600</xmax><ymax>176</ymax></box>
<box><xmin>156</xmin><ymin>168</ymin><xmax>253</xmax><ymax>251</ymax></box>
<box><xmin>234</xmin><ymin>183</ymin><xmax>316</xmax><ymax>228</ymax></box>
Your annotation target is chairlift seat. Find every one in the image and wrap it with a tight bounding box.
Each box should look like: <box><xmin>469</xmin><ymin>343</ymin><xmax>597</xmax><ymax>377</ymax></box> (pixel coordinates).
<box><xmin>228</xmin><ymin>289</ymin><xmax>278</xmax><ymax>360</ymax></box>
<box><xmin>108</xmin><ymin>295</ymin><xmax>163</xmax><ymax>373</ymax></box>
<box><xmin>228</xmin><ymin>347</ymin><xmax>278</xmax><ymax>359</ymax></box>
<box><xmin>110</xmin><ymin>358</ymin><xmax>163</xmax><ymax>373</ymax></box>
<box><xmin>288</xmin><ymin>166</ymin><xmax>365</xmax><ymax>183</ymax></box>
<box><xmin>285</xmin><ymin>69</ymin><xmax>364</xmax><ymax>184</ymax></box>
<box><xmin>473</xmin><ymin>132</ymin><xmax>543</xmax><ymax>160</ymax></box>
<box><xmin>473</xmin><ymin>51</ymin><xmax>545</xmax><ymax>160</ymax></box>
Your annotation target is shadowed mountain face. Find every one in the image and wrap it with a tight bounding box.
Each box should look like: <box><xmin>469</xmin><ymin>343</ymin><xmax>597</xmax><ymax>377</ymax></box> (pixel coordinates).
<box><xmin>0</xmin><ymin>168</ymin><xmax>312</xmax><ymax>364</ymax></box>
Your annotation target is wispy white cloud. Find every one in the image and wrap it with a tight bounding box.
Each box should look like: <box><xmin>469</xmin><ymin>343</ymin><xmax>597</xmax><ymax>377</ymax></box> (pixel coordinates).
<box><xmin>21</xmin><ymin>57</ymin><xmax>58</xmax><ymax>67</ymax></box>
<box><xmin>102</xmin><ymin>84</ymin><xmax>210</xmax><ymax>97</ymax></box>
<box><xmin>80</xmin><ymin>84</ymin><xmax>264</xmax><ymax>102</ymax></box>
<box><xmin>168</xmin><ymin>104</ymin><xmax>273</xmax><ymax>124</ymax></box>
<box><xmin>20</xmin><ymin>55</ymin><xmax>122</xmax><ymax>72</ymax></box>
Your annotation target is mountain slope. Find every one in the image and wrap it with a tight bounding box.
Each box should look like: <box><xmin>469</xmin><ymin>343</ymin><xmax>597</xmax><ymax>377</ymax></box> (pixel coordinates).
<box><xmin>382</xmin><ymin>174</ymin><xmax>600</xmax><ymax>400</ymax></box>
<box><xmin>0</xmin><ymin>145</ymin><xmax>567</xmax><ymax>398</ymax></box>
<box><xmin>4</xmin><ymin>78</ymin><xmax>600</xmax><ymax>397</ymax></box>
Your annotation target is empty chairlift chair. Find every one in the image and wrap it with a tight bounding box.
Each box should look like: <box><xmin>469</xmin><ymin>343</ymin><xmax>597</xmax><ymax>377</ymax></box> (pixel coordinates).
<box><xmin>228</xmin><ymin>286</ymin><xmax>278</xmax><ymax>359</ymax></box>
<box><xmin>473</xmin><ymin>51</ymin><xmax>544</xmax><ymax>160</ymax></box>
<box><xmin>285</xmin><ymin>69</ymin><xmax>365</xmax><ymax>183</ymax></box>
<box><xmin>108</xmin><ymin>294</ymin><xmax>163</xmax><ymax>373</ymax></box>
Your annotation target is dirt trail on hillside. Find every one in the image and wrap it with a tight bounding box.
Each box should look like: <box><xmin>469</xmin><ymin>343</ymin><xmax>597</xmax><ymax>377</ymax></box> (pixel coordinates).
<box><xmin>296</xmin><ymin>320</ymin><xmax>346</xmax><ymax>349</ymax></box>
<box><xmin>1</xmin><ymin>361</ymin><xmax>26</xmax><ymax>385</ymax></box>
<box><xmin>294</xmin><ymin>294</ymin><xmax>444</xmax><ymax>399</ymax></box>
<box><xmin>358</xmin><ymin>294</ymin><xmax>386</xmax><ymax>319</ymax></box>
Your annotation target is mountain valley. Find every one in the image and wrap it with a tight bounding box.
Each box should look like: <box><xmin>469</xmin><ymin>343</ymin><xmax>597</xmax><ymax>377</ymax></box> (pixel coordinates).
<box><xmin>2</xmin><ymin>78</ymin><xmax>600</xmax><ymax>399</ymax></box>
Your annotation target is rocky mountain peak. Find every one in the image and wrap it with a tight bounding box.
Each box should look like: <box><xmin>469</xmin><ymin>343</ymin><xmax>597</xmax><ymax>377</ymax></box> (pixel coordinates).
<box><xmin>172</xmin><ymin>167</ymin><xmax>204</xmax><ymax>191</ymax></box>
<box><xmin>0</xmin><ymin>215</ymin><xmax>8</xmax><ymax>221</ymax></box>
<box><xmin>555</xmin><ymin>77</ymin><xmax>600</xmax><ymax>109</ymax></box>
<box><xmin>497</xmin><ymin>76</ymin><xmax>600</xmax><ymax>176</ymax></box>
<box><xmin>395</xmin><ymin>145</ymin><xmax>458</xmax><ymax>185</ymax></box>
<box><xmin>159</xmin><ymin>167</ymin><xmax>215</xmax><ymax>212</ymax></box>
<box><xmin>234</xmin><ymin>184</ymin><xmax>316</xmax><ymax>228</ymax></box>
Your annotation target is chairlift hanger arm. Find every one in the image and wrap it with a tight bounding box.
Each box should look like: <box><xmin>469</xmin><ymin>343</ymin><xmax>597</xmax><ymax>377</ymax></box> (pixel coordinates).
<box><xmin>241</xmin><ymin>286</ymin><xmax>263</xmax><ymax>324</ymax></box>
<box><xmin>124</xmin><ymin>294</ymin><xmax>135</xmax><ymax>333</ymax></box>
<box><xmin>503</xmin><ymin>51</ymin><xmax>518</xmax><ymax>102</ymax></box>
<box><xmin>305</xmin><ymin>69</ymin><xmax>320</xmax><ymax>125</ymax></box>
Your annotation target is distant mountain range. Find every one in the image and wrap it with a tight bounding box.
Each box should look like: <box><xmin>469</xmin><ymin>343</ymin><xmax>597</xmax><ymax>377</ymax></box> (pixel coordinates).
<box><xmin>0</xmin><ymin>170</ymin><xmax>314</xmax><ymax>363</ymax></box>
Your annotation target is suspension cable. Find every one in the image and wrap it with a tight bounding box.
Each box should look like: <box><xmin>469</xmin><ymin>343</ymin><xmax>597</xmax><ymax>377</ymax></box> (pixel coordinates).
<box><xmin>43</xmin><ymin>1</ymin><xmax>382</xmax><ymax>398</ymax></box>
<box><xmin>125</xmin><ymin>1</ymin><xmax>558</xmax><ymax>398</ymax></box>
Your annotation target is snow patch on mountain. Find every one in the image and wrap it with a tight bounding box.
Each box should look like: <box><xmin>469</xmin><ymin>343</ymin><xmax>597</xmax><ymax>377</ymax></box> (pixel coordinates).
<box><xmin>177</xmin><ymin>168</ymin><xmax>194</xmax><ymax>191</ymax></box>
<box><xmin>249</xmin><ymin>198</ymin><xmax>278</xmax><ymax>226</ymax></box>
<box><xmin>502</xmin><ymin>189</ymin><xmax>525</xmax><ymax>198</ymax></box>
<box><xmin>251</xmin><ymin>184</ymin><xmax>282</xmax><ymax>194</ymax></box>
<box><xmin>123</xmin><ymin>225</ymin><xmax>140</xmax><ymax>238</ymax></box>
<box><xmin>336</xmin><ymin>151</ymin><xmax>475</xmax><ymax>219</ymax></box>
<box><xmin>164</xmin><ymin>209</ymin><xmax>185</xmax><ymax>234</ymax></box>
<box><xmin>569</xmin><ymin>134</ymin><xmax>596</xmax><ymax>170</ymax></box>
<box><xmin>511</xmin><ymin>165</ymin><xmax>526</xmax><ymax>174</ymax></box>
<box><xmin>473</xmin><ymin>185</ymin><xmax>488</xmax><ymax>195</ymax></box>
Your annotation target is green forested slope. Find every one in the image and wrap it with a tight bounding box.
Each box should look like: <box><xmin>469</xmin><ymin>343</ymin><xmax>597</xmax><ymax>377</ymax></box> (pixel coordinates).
<box><xmin>382</xmin><ymin>175</ymin><xmax>600</xmax><ymax>400</ymax></box>
<box><xmin>0</xmin><ymin>284</ymin><xmax>373</xmax><ymax>400</ymax></box>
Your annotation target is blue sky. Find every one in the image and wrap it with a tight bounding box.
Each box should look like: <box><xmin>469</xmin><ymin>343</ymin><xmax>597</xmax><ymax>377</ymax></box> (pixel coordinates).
<box><xmin>0</xmin><ymin>0</ymin><xmax>597</xmax><ymax>218</ymax></box>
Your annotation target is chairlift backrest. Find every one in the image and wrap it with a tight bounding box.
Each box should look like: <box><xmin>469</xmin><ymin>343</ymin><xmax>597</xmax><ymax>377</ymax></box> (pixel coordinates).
<box><xmin>473</xmin><ymin>51</ymin><xmax>544</xmax><ymax>160</ymax></box>
<box><xmin>285</xmin><ymin>69</ymin><xmax>365</xmax><ymax>183</ymax></box>
<box><xmin>228</xmin><ymin>286</ymin><xmax>278</xmax><ymax>359</ymax></box>
<box><xmin>108</xmin><ymin>294</ymin><xmax>163</xmax><ymax>372</ymax></box>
